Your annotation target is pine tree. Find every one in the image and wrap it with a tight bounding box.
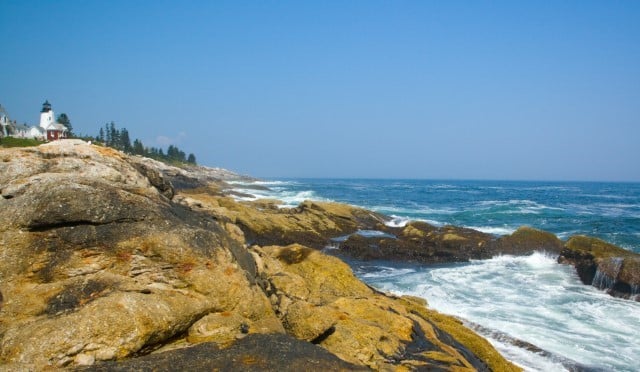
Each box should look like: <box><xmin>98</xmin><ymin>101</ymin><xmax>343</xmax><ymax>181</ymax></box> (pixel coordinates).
<box><xmin>187</xmin><ymin>153</ymin><xmax>196</xmax><ymax>164</ymax></box>
<box><xmin>132</xmin><ymin>139</ymin><xmax>144</xmax><ymax>155</ymax></box>
<box><xmin>57</xmin><ymin>113</ymin><xmax>73</xmax><ymax>136</ymax></box>
<box><xmin>108</xmin><ymin>122</ymin><xmax>117</xmax><ymax>147</ymax></box>
<box><xmin>94</xmin><ymin>122</ymin><xmax>198</xmax><ymax>165</ymax></box>
<box><xmin>120</xmin><ymin>128</ymin><xmax>132</xmax><ymax>153</ymax></box>
<box><xmin>104</xmin><ymin>123</ymin><xmax>112</xmax><ymax>145</ymax></box>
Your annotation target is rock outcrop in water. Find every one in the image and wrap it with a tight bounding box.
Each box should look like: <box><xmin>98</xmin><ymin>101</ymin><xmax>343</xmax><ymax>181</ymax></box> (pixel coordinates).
<box><xmin>558</xmin><ymin>236</ymin><xmax>640</xmax><ymax>300</ymax></box>
<box><xmin>337</xmin><ymin>224</ymin><xmax>565</xmax><ymax>263</ymax></box>
<box><xmin>0</xmin><ymin>140</ymin><xmax>517</xmax><ymax>370</ymax></box>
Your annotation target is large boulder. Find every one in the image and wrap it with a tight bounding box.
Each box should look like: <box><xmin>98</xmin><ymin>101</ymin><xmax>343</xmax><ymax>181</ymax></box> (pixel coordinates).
<box><xmin>0</xmin><ymin>142</ymin><xmax>277</xmax><ymax>368</ymax></box>
<box><xmin>558</xmin><ymin>236</ymin><xmax>640</xmax><ymax>300</ymax></box>
<box><xmin>489</xmin><ymin>226</ymin><xmax>564</xmax><ymax>256</ymax></box>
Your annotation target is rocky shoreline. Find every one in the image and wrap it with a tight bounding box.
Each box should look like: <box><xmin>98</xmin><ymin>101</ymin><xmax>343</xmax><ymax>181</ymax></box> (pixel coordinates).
<box><xmin>1</xmin><ymin>140</ymin><xmax>637</xmax><ymax>370</ymax></box>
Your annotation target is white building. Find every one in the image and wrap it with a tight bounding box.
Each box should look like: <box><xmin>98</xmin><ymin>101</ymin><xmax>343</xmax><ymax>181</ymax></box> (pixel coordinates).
<box><xmin>0</xmin><ymin>104</ymin><xmax>9</xmax><ymax>137</ymax></box>
<box><xmin>0</xmin><ymin>101</ymin><xmax>67</xmax><ymax>141</ymax></box>
<box><xmin>13</xmin><ymin>124</ymin><xmax>29</xmax><ymax>137</ymax></box>
<box><xmin>39</xmin><ymin>100</ymin><xmax>55</xmax><ymax>129</ymax></box>
<box><xmin>38</xmin><ymin>100</ymin><xmax>67</xmax><ymax>141</ymax></box>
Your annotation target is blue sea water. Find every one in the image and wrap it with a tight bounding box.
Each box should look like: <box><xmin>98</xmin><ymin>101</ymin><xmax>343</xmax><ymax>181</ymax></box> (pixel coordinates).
<box><xmin>238</xmin><ymin>179</ymin><xmax>640</xmax><ymax>252</ymax></box>
<box><xmin>231</xmin><ymin>179</ymin><xmax>640</xmax><ymax>371</ymax></box>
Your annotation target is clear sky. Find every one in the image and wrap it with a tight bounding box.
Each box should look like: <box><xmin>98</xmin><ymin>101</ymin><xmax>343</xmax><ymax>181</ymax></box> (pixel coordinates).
<box><xmin>1</xmin><ymin>1</ymin><xmax>639</xmax><ymax>181</ymax></box>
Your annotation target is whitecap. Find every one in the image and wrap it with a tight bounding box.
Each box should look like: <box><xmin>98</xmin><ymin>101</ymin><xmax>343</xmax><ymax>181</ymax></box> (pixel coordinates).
<box><xmin>226</xmin><ymin>179</ymin><xmax>295</xmax><ymax>186</ymax></box>
<box><xmin>478</xmin><ymin>199</ymin><xmax>565</xmax><ymax>215</ymax></box>
<box><xmin>467</xmin><ymin>226</ymin><xmax>516</xmax><ymax>236</ymax></box>
<box><xmin>276</xmin><ymin>190</ymin><xmax>329</xmax><ymax>208</ymax></box>
<box><xmin>428</xmin><ymin>184</ymin><xmax>458</xmax><ymax>190</ymax></box>
<box><xmin>251</xmin><ymin>180</ymin><xmax>297</xmax><ymax>186</ymax></box>
<box><xmin>582</xmin><ymin>193</ymin><xmax>634</xmax><ymax>200</ymax></box>
<box><xmin>384</xmin><ymin>216</ymin><xmax>443</xmax><ymax>228</ymax></box>
<box><xmin>417</xmin><ymin>206</ymin><xmax>459</xmax><ymax>215</ymax></box>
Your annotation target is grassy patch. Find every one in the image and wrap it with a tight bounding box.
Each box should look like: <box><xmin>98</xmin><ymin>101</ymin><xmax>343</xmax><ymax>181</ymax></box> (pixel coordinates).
<box><xmin>0</xmin><ymin>137</ymin><xmax>44</xmax><ymax>148</ymax></box>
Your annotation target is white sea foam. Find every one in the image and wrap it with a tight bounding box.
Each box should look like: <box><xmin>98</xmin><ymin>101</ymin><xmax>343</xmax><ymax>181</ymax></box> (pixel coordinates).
<box><xmin>385</xmin><ymin>215</ymin><xmax>411</xmax><ymax>227</ymax></box>
<box><xmin>467</xmin><ymin>226</ymin><xmax>516</xmax><ymax>236</ymax></box>
<box><xmin>276</xmin><ymin>190</ymin><xmax>323</xmax><ymax>207</ymax></box>
<box><xmin>419</xmin><ymin>206</ymin><xmax>459</xmax><ymax>214</ymax></box>
<box><xmin>226</xmin><ymin>179</ymin><xmax>295</xmax><ymax>186</ymax></box>
<box><xmin>251</xmin><ymin>180</ymin><xmax>296</xmax><ymax>186</ymax></box>
<box><xmin>354</xmin><ymin>230</ymin><xmax>397</xmax><ymax>239</ymax></box>
<box><xmin>556</xmin><ymin>231</ymin><xmax>578</xmax><ymax>240</ymax></box>
<box><xmin>356</xmin><ymin>252</ymin><xmax>640</xmax><ymax>372</ymax></box>
<box><xmin>384</xmin><ymin>215</ymin><xmax>443</xmax><ymax>228</ymax></box>
<box><xmin>566</xmin><ymin>202</ymin><xmax>640</xmax><ymax>218</ymax></box>
<box><xmin>476</xmin><ymin>199</ymin><xmax>566</xmax><ymax>215</ymax></box>
<box><xmin>356</xmin><ymin>265</ymin><xmax>416</xmax><ymax>280</ymax></box>
<box><xmin>428</xmin><ymin>184</ymin><xmax>458</xmax><ymax>190</ymax></box>
<box><xmin>229</xmin><ymin>183</ymin><xmax>328</xmax><ymax>208</ymax></box>
<box><xmin>372</xmin><ymin>205</ymin><xmax>459</xmax><ymax>215</ymax></box>
<box><xmin>582</xmin><ymin>193</ymin><xmax>634</xmax><ymax>200</ymax></box>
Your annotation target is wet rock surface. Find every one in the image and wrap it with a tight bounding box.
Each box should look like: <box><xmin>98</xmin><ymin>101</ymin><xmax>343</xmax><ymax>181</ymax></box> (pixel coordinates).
<box><xmin>558</xmin><ymin>236</ymin><xmax>640</xmax><ymax>300</ymax></box>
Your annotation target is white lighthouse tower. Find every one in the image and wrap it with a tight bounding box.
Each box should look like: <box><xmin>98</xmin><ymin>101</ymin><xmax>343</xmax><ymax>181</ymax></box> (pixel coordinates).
<box><xmin>39</xmin><ymin>100</ymin><xmax>54</xmax><ymax>129</ymax></box>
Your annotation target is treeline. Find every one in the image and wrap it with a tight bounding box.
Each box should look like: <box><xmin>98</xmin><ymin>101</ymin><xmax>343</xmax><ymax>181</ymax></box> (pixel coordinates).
<box><xmin>96</xmin><ymin>122</ymin><xmax>196</xmax><ymax>164</ymax></box>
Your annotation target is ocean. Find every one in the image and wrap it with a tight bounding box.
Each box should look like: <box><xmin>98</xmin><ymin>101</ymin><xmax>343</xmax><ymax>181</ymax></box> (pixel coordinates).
<box><xmin>231</xmin><ymin>179</ymin><xmax>640</xmax><ymax>371</ymax></box>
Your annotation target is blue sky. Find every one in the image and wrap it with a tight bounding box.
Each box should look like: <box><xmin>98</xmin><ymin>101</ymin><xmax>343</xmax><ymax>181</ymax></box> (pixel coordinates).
<box><xmin>1</xmin><ymin>1</ymin><xmax>639</xmax><ymax>181</ymax></box>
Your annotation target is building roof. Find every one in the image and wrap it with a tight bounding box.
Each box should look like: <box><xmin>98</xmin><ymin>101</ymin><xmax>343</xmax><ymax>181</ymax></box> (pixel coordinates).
<box><xmin>46</xmin><ymin>123</ymin><xmax>67</xmax><ymax>131</ymax></box>
<box><xmin>14</xmin><ymin>124</ymin><xmax>31</xmax><ymax>131</ymax></box>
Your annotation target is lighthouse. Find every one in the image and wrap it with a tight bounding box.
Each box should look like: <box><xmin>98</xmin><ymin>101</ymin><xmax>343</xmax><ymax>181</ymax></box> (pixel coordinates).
<box><xmin>39</xmin><ymin>100</ymin><xmax>54</xmax><ymax>129</ymax></box>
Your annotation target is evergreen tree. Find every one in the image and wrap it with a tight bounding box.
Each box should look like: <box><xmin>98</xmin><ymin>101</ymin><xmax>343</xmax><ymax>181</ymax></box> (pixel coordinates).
<box><xmin>105</xmin><ymin>123</ymin><xmax>112</xmax><ymax>145</ymax></box>
<box><xmin>187</xmin><ymin>153</ymin><xmax>196</xmax><ymax>164</ymax></box>
<box><xmin>120</xmin><ymin>128</ymin><xmax>132</xmax><ymax>153</ymax></box>
<box><xmin>57</xmin><ymin>113</ymin><xmax>73</xmax><ymax>136</ymax></box>
<box><xmin>108</xmin><ymin>122</ymin><xmax>117</xmax><ymax>147</ymax></box>
<box><xmin>94</xmin><ymin>122</ymin><xmax>198</xmax><ymax>165</ymax></box>
<box><xmin>132</xmin><ymin>139</ymin><xmax>144</xmax><ymax>155</ymax></box>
